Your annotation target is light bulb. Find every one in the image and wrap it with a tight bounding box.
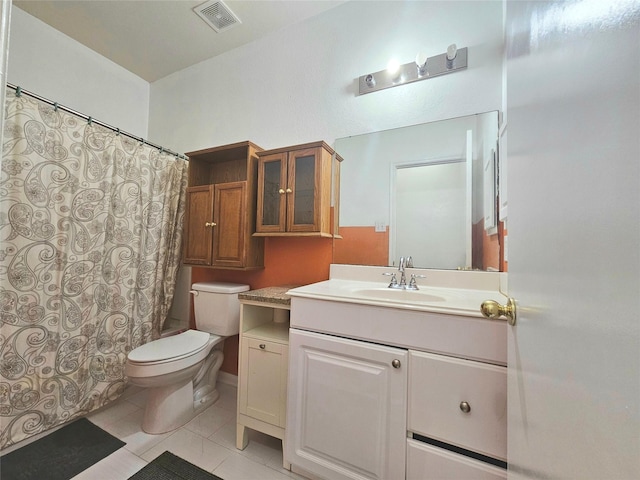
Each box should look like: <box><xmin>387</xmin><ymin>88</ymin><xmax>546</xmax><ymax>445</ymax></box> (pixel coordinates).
<box><xmin>386</xmin><ymin>59</ymin><xmax>400</xmax><ymax>75</ymax></box>
<box><xmin>446</xmin><ymin>44</ymin><xmax>458</xmax><ymax>61</ymax></box>
<box><xmin>415</xmin><ymin>52</ymin><xmax>428</xmax><ymax>76</ymax></box>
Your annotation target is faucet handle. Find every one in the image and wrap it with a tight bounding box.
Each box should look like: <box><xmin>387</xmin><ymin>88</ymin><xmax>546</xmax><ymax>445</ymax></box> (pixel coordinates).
<box><xmin>383</xmin><ymin>272</ymin><xmax>399</xmax><ymax>288</ymax></box>
<box><xmin>406</xmin><ymin>256</ymin><xmax>413</xmax><ymax>268</ymax></box>
<box><xmin>407</xmin><ymin>273</ymin><xmax>426</xmax><ymax>290</ymax></box>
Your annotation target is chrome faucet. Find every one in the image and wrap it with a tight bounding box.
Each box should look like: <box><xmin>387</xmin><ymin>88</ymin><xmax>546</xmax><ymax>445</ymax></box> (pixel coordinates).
<box><xmin>397</xmin><ymin>256</ymin><xmax>407</xmax><ymax>287</ymax></box>
<box><xmin>384</xmin><ymin>255</ymin><xmax>423</xmax><ymax>289</ymax></box>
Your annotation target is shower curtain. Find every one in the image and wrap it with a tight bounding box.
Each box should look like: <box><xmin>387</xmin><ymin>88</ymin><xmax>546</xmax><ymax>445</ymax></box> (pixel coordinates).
<box><xmin>0</xmin><ymin>90</ymin><xmax>188</xmax><ymax>449</ymax></box>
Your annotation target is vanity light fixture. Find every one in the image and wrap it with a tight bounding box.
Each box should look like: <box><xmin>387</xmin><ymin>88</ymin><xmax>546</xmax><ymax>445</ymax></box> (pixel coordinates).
<box><xmin>358</xmin><ymin>44</ymin><xmax>467</xmax><ymax>96</ymax></box>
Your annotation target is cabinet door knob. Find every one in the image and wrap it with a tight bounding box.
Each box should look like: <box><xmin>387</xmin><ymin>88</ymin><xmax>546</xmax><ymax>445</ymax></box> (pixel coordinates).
<box><xmin>205</xmin><ymin>222</ymin><xmax>217</xmax><ymax>227</ymax></box>
<box><xmin>286</xmin><ymin>188</ymin><xmax>293</xmax><ymax>193</ymax></box>
<box><xmin>459</xmin><ymin>401</ymin><xmax>471</xmax><ymax>413</ymax></box>
<box><xmin>278</xmin><ymin>189</ymin><xmax>285</xmax><ymax>194</ymax></box>
<box><xmin>391</xmin><ymin>359</ymin><xmax>401</xmax><ymax>369</ymax></box>
<box><xmin>259</xmin><ymin>344</ymin><xmax>266</xmax><ymax>350</ymax></box>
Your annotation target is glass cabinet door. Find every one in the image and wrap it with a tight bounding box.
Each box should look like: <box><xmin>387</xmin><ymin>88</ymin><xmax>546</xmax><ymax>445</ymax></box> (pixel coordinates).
<box><xmin>257</xmin><ymin>153</ymin><xmax>287</xmax><ymax>232</ymax></box>
<box><xmin>287</xmin><ymin>148</ymin><xmax>319</xmax><ymax>232</ymax></box>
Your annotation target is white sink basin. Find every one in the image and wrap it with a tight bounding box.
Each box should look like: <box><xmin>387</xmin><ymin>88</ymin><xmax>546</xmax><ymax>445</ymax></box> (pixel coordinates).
<box><xmin>287</xmin><ymin>265</ymin><xmax>508</xmax><ymax>317</ymax></box>
<box><xmin>353</xmin><ymin>288</ymin><xmax>446</xmax><ymax>304</ymax></box>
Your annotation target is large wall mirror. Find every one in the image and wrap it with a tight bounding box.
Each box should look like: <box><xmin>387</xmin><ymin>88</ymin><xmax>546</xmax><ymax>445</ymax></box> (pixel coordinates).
<box><xmin>333</xmin><ymin>111</ymin><xmax>505</xmax><ymax>271</ymax></box>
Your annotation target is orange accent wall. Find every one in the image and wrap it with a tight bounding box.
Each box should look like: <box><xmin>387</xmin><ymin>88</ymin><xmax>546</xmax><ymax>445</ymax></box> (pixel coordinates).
<box><xmin>333</xmin><ymin>226</ymin><xmax>389</xmax><ymax>266</ymax></box>
<box><xmin>472</xmin><ymin>218</ymin><xmax>507</xmax><ymax>272</ymax></box>
<box><xmin>191</xmin><ymin>236</ymin><xmax>333</xmax><ymax>375</ymax></box>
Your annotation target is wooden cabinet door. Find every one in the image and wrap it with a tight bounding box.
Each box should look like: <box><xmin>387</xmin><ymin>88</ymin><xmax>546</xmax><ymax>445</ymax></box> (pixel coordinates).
<box><xmin>212</xmin><ymin>181</ymin><xmax>246</xmax><ymax>268</ymax></box>
<box><xmin>239</xmin><ymin>337</ymin><xmax>288</xmax><ymax>428</ymax></box>
<box><xmin>183</xmin><ymin>185</ymin><xmax>214</xmax><ymax>265</ymax></box>
<box><xmin>286</xmin><ymin>147</ymin><xmax>320</xmax><ymax>233</ymax></box>
<box><xmin>286</xmin><ymin>329</ymin><xmax>408</xmax><ymax>480</ymax></box>
<box><xmin>256</xmin><ymin>153</ymin><xmax>287</xmax><ymax>233</ymax></box>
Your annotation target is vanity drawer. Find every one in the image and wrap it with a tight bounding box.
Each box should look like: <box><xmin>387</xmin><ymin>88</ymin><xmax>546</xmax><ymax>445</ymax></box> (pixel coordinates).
<box><xmin>407</xmin><ymin>439</ymin><xmax>506</xmax><ymax>480</ymax></box>
<box><xmin>408</xmin><ymin>350</ymin><xmax>506</xmax><ymax>460</ymax></box>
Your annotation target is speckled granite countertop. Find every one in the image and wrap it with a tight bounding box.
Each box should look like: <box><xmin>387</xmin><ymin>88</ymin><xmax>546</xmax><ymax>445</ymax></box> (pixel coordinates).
<box><xmin>238</xmin><ymin>286</ymin><xmax>298</xmax><ymax>306</ymax></box>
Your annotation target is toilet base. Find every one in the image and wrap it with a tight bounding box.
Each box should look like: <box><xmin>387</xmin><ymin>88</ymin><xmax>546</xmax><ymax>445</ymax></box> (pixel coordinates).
<box><xmin>142</xmin><ymin>378</ymin><xmax>195</xmax><ymax>434</ymax></box>
<box><xmin>140</xmin><ymin>383</ymin><xmax>223</xmax><ymax>434</ymax></box>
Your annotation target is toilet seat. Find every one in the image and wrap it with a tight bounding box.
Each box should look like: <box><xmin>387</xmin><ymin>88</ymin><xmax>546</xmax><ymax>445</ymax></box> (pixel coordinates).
<box><xmin>127</xmin><ymin>330</ymin><xmax>217</xmax><ymax>365</ymax></box>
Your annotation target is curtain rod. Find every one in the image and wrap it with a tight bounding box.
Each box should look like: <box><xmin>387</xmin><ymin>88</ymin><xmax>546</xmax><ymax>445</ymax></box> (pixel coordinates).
<box><xmin>6</xmin><ymin>83</ymin><xmax>188</xmax><ymax>160</ymax></box>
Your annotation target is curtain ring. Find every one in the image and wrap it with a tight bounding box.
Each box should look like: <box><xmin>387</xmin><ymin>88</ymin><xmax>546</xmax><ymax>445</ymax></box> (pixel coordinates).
<box><xmin>53</xmin><ymin>102</ymin><xmax>59</xmax><ymax>111</ymax></box>
<box><xmin>87</xmin><ymin>116</ymin><xmax>93</xmax><ymax>125</ymax></box>
<box><xmin>116</xmin><ymin>128</ymin><xmax>120</xmax><ymax>136</ymax></box>
<box><xmin>15</xmin><ymin>86</ymin><xmax>22</xmax><ymax>97</ymax></box>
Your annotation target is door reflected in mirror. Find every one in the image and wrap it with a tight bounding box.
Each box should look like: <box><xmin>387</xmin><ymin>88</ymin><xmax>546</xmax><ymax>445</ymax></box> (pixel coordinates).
<box><xmin>333</xmin><ymin>111</ymin><xmax>505</xmax><ymax>271</ymax></box>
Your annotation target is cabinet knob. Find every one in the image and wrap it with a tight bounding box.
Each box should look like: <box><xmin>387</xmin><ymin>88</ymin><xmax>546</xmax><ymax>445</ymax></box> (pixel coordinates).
<box><xmin>286</xmin><ymin>188</ymin><xmax>293</xmax><ymax>193</ymax></box>
<box><xmin>391</xmin><ymin>359</ymin><xmax>401</xmax><ymax>369</ymax></box>
<box><xmin>205</xmin><ymin>222</ymin><xmax>217</xmax><ymax>227</ymax></box>
<box><xmin>259</xmin><ymin>344</ymin><xmax>266</xmax><ymax>350</ymax></box>
<box><xmin>278</xmin><ymin>189</ymin><xmax>285</xmax><ymax>194</ymax></box>
<box><xmin>459</xmin><ymin>401</ymin><xmax>471</xmax><ymax>413</ymax></box>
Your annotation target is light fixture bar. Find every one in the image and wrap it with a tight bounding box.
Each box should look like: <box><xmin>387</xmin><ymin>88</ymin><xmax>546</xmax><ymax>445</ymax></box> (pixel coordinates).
<box><xmin>357</xmin><ymin>47</ymin><xmax>468</xmax><ymax>96</ymax></box>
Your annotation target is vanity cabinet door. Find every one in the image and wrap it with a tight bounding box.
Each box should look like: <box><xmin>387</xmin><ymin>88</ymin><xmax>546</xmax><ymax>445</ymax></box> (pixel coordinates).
<box><xmin>407</xmin><ymin>439</ymin><xmax>506</xmax><ymax>480</ymax></box>
<box><xmin>286</xmin><ymin>329</ymin><xmax>407</xmax><ymax>480</ymax></box>
<box><xmin>408</xmin><ymin>350</ymin><xmax>507</xmax><ymax>461</ymax></box>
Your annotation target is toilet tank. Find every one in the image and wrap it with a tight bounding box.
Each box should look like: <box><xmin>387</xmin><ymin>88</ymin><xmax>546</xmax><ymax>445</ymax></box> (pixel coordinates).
<box><xmin>190</xmin><ymin>282</ymin><xmax>250</xmax><ymax>336</ymax></box>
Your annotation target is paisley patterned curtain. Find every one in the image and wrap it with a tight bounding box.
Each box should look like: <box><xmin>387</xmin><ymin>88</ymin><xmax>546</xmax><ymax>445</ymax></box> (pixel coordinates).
<box><xmin>0</xmin><ymin>90</ymin><xmax>188</xmax><ymax>449</ymax></box>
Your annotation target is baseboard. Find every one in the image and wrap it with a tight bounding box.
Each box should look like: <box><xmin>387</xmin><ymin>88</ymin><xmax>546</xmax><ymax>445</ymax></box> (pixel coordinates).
<box><xmin>218</xmin><ymin>371</ymin><xmax>238</xmax><ymax>388</ymax></box>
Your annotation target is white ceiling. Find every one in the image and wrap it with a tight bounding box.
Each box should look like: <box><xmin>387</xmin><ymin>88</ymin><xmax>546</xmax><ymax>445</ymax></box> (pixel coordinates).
<box><xmin>14</xmin><ymin>0</ymin><xmax>346</xmax><ymax>82</ymax></box>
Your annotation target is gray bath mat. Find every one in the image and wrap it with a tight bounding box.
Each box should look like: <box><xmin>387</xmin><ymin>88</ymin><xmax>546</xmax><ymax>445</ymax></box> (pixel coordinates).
<box><xmin>128</xmin><ymin>451</ymin><xmax>223</xmax><ymax>480</ymax></box>
<box><xmin>0</xmin><ymin>417</ymin><xmax>125</xmax><ymax>480</ymax></box>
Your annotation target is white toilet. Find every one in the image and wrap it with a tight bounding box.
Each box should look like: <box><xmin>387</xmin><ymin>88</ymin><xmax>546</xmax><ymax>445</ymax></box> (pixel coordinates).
<box><xmin>125</xmin><ymin>281</ymin><xmax>249</xmax><ymax>434</ymax></box>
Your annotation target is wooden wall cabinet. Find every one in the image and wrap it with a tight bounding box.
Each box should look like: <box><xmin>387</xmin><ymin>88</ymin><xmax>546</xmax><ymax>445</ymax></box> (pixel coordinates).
<box><xmin>255</xmin><ymin>141</ymin><xmax>342</xmax><ymax>237</ymax></box>
<box><xmin>183</xmin><ymin>141</ymin><xmax>264</xmax><ymax>269</ymax></box>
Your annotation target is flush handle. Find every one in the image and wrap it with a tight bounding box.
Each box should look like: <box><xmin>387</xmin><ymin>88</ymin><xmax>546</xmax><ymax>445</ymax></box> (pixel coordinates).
<box><xmin>480</xmin><ymin>297</ymin><xmax>517</xmax><ymax>326</ymax></box>
<box><xmin>459</xmin><ymin>401</ymin><xmax>471</xmax><ymax>413</ymax></box>
<box><xmin>391</xmin><ymin>359</ymin><xmax>401</xmax><ymax>369</ymax></box>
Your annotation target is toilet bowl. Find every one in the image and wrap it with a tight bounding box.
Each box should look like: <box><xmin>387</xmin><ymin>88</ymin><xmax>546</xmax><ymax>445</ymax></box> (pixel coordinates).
<box><xmin>125</xmin><ymin>282</ymin><xmax>249</xmax><ymax>434</ymax></box>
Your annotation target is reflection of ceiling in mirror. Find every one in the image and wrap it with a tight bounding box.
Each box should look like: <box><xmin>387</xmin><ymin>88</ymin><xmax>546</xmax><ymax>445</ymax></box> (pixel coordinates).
<box><xmin>333</xmin><ymin>111</ymin><xmax>504</xmax><ymax>272</ymax></box>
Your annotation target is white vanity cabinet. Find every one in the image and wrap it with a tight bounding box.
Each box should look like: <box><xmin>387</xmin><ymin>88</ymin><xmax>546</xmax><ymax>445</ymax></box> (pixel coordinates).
<box><xmin>285</xmin><ymin>265</ymin><xmax>509</xmax><ymax>480</ymax></box>
<box><xmin>287</xmin><ymin>329</ymin><xmax>408</xmax><ymax>480</ymax></box>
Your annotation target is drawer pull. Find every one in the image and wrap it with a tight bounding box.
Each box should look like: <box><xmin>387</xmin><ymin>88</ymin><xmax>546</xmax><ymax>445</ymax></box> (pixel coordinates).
<box><xmin>391</xmin><ymin>359</ymin><xmax>401</xmax><ymax>369</ymax></box>
<box><xmin>459</xmin><ymin>401</ymin><xmax>471</xmax><ymax>413</ymax></box>
<box><xmin>259</xmin><ymin>344</ymin><xmax>266</xmax><ymax>350</ymax></box>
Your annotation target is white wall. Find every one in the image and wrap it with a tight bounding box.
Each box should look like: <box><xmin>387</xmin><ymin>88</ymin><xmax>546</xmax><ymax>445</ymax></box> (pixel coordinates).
<box><xmin>148</xmin><ymin>1</ymin><xmax>503</xmax><ymax>154</ymax></box>
<box><xmin>7</xmin><ymin>7</ymin><xmax>149</xmax><ymax>137</ymax></box>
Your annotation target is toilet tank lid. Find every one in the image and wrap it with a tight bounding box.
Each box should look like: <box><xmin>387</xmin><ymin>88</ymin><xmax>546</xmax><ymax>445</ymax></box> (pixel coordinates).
<box><xmin>191</xmin><ymin>282</ymin><xmax>250</xmax><ymax>294</ymax></box>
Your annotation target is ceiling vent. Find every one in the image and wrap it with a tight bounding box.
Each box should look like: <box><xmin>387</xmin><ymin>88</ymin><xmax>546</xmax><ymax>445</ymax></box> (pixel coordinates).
<box><xmin>194</xmin><ymin>0</ymin><xmax>241</xmax><ymax>33</ymax></box>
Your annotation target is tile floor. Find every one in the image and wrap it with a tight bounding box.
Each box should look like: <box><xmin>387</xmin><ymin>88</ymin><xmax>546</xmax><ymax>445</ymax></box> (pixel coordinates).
<box><xmin>5</xmin><ymin>381</ymin><xmax>307</xmax><ymax>480</ymax></box>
